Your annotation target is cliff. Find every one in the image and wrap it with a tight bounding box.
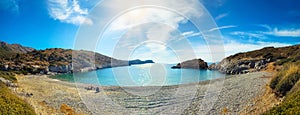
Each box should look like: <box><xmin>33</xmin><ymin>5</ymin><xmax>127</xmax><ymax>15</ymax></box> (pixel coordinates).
<box><xmin>171</xmin><ymin>59</ymin><xmax>208</xmax><ymax>69</ymax></box>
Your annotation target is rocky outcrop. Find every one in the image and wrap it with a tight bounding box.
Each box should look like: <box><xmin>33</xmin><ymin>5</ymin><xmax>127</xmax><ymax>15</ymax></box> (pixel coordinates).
<box><xmin>210</xmin><ymin>45</ymin><xmax>300</xmax><ymax>75</ymax></box>
<box><xmin>215</xmin><ymin>59</ymin><xmax>269</xmax><ymax>74</ymax></box>
<box><xmin>208</xmin><ymin>63</ymin><xmax>219</xmax><ymax>70</ymax></box>
<box><xmin>49</xmin><ymin>64</ymin><xmax>72</xmax><ymax>73</ymax></box>
<box><xmin>171</xmin><ymin>59</ymin><xmax>208</xmax><ymax>69</ymax></box>
<box><xmin>0</xmin><ymin>41</ymin><xmax>34</xmax><ymax>53</ymax></box>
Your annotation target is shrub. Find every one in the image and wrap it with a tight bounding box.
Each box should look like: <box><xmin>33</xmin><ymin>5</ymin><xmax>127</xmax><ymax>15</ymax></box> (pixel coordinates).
<box><xmin>264</xmin><ymin>62</ymin><xmax>300</xmax><ymax>114</ymax></box>
<box><xmin>263</xmin><ymin>91</ymin><xmax>300</xmax><ymax>115</ymax></box>
<box><xmin>270</xmin><ymin>63</ymin><xmax>300</xmax><ymax>96</ymax></box>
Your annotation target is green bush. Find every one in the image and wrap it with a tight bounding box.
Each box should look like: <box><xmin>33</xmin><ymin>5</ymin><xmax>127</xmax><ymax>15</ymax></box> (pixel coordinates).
<box><xmin>0</xmin><ymin>82</ymin><xmax>36</xmax><ymax>115</ymax></box>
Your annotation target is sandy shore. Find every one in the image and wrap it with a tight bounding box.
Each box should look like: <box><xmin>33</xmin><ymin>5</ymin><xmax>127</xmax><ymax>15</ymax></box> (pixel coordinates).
<box><xmin>14</xmin><ymin>72</ymin><xmax>273</xmax><ymax>115</ymax></box>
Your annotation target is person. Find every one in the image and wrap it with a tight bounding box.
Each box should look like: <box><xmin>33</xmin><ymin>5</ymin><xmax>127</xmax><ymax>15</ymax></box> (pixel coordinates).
<box><xmin>95</xmin><ymin>87</ymin><xmax>100</xmax><ymax>93</ymax></box>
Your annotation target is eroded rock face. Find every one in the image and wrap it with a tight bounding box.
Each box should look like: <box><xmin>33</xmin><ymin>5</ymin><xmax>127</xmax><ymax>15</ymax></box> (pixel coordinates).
<box><xmin>172</xmin><ymin>59</ymin><xmax>208</xmax><ymax>69</ymax></box>
<box><xmin>49</xmin><ymin>64</ymin><xmax>73</xmax><ymax>73</ymax></box>
<box><xmin>215</xmin><ymin>59</ymin><xmax>270</xmax><ymax>74</ymax></box>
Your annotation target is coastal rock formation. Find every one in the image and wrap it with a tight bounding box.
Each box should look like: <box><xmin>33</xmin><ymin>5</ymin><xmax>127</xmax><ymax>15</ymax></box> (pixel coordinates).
<box><xmin>171</xmin><ymin>59</ymin><xmax>208</xmax><ymax>69</ymax></box>
<box><xmin>0</xmin><ymin>41</ymin><xmax>155</xmax><ymax>74</ymax></box>
<box><xmin>208</xmin><ymin>63</ymin><xmax>219</xmax><ymax>70</ymax></box>
<box><xmin>216</xmin><ymin>59</ymin><xmax>269</xmax><ymax>74</ymax></box>
<box><xmin>49</xmin><ymin>64</ymin><xmax>73</xmax><ymax>73</ymax></box>
<box><xmin>211</xmin><ymin>45</ymin><xmax>300</xmax><ymax>74</ymax></box>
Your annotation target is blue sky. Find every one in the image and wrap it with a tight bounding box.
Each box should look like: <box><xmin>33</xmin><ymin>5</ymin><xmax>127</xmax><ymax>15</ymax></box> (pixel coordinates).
<box><xmin>0</xmin><ymin>0</ymin><xmax>300</xmax><ymax>63</ymax></box>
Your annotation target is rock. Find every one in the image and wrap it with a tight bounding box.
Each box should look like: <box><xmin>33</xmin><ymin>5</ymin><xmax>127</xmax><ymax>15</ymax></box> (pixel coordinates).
<box><xmin>216</xmin><ymin>59</ymin><xmax>269</xmax><ymax>74</ymax></box>
<box><xmin>208</xmin><ymin>63</ymin><xmax>219</xmax><ymax>70</ymax></box>
<box><xmin>49</xmin><ymin>64</ymin><xmax>73</xmax><ymax>73</ymax></box>
<box><xmin>171</xmin><ymin>59</ymin><xmax>208</xmax><ymax>69</ymax></box>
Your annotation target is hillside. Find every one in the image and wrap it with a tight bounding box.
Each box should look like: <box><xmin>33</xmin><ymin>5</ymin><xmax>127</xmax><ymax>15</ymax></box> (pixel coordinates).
<box><xmin>209</xmin><ymin>44</ymin><xmax>300</xmax><ymax>74</ymax></box>
<box><xmin>0</xmin><ymin>41</ymin><xmax>34</xmax><ymax>59</ymax></box>
<box><xmin>0</xmin><ymin>42</ymin><xmax>153</xmax><ymax>74</ymax></box>
<box><xmin>264</xmin><ymin>61</ymin><xmax>300</xmax><ymax>114</ymax></box>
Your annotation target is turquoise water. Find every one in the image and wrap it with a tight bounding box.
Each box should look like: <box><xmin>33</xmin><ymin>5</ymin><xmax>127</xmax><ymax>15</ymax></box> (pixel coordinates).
<box><xmin>51</xmin><ymin>63</ymin><xmax>224</xmax><ymax>86</ymax></box>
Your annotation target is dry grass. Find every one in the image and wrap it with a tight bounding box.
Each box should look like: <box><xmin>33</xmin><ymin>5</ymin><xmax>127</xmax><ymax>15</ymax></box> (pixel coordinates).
<box><xmin>0</xmin><ymin>82</ymin><xmax>36</xmax><ymax>115</ymax></box>
<box><xmin>241</xmin><ymin>84</ymin><xmax>281</xmax><ymax>115</ymax></box>
<box><xmin>264</xmin><ymin>62</ymin><xmax>300</xmax><ymax>114</ymax></box>
<box><xmin>270</xmin><ymin>62</ymin><xmax>300</xmax><ymax>96</ymax></box>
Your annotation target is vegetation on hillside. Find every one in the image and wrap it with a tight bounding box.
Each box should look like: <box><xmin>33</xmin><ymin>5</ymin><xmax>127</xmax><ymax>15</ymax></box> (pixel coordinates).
<box><xmin>270</xmin><ymin>62</ymin><xmax>300</xmax><ymax>96</ymax></box>
<box><xmin>0</xmin><ymin>41</ymin><xmax>34</xmax><ymax>59</ymax></box>
<box><xmin>0</xmin><ymin>43</ymin><xmax>129</xmax><ymax>73</ymax></box>
<box><xmin>227</xmin><ymin>45</ymin><xmax>300</xmax><ymax>64</ymax></box>
<box><xmin>0</xmin><ymin>82</ymin><xmax>36</xmax><ymax>114</ymax></box>
<box><xmin>264</xmin><ymin>61</ymin><xmax>300</xmax><ymax>114</ymax></box>
<box><xmin>0</xmin><ymin>71</ymin><xmax>17</xmax><ymax>82</ymax></box>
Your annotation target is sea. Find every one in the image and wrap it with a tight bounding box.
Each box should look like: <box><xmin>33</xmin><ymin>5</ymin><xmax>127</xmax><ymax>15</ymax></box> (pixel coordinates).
<box><xmin>50</xmin><ymin>63</ymin><xmax>225</xmax><ymax>86</ymax></box>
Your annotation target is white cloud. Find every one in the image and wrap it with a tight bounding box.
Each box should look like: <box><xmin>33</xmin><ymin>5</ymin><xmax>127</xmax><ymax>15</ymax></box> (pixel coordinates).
<box><xmin>266</xmin><ymin>28</ymin><xmax>300</xmax><ymax>37</ymax></box>
<box><xmin>48</xmin><ymin>0</ymin><xmax>93</xmax><ymax>25</ymax></box>
<box><xmin>215</xmin><ymin>13</ymin><xmax>228</xmax><ymax>21</ymax></box>
<box><xmin>109</xmin><ymin>0</ymin><xmax>202</xmax><ymax>31</ymax></box>
<box><xmin>105</xmin><ymin>0</ymin><xmax>204</xmax><ymax>59</ymax></box>
<box><xmin>230</xmin><ymin>26</ymin><xmax>300</xmax><ymax>40</ymax></box>
<box><xmin>181</xmin><ymin>31</ymin><xmax>201</xmax><ymax>38</ymax></box>
<box><xmin>230</xmin><ymin>31</ymin><xmax>266</xmax><ymax>39</ymax></box>
<box><xmin>209</xmin><ymin>25</ymin><xmax>236</xmax><ymax>32</ymax></box>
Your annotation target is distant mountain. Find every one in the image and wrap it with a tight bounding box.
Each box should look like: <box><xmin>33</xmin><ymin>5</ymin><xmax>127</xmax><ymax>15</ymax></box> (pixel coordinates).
<box><xmin>0</xmin><ymin>41</ymin><xmax>153</xmax><ymax>74</ymax></box>
<box><xmin>129</xmin><ymin>59</ymin><xmax>154</xmax><ymax>65</ymax></box>
<box><xmin>209</xmin><ymin>44</ymin><xmax>300</xmax><ymax>74</ymax></box>
<box><xmin>171</xmin><ymin>59</ymin><xmax>208</xmax><ymax>69</ymax></box>
<box><xmin>0</xmin><ymin>41</ymin><xmax>34</xmax><ymax>59</ymax></box>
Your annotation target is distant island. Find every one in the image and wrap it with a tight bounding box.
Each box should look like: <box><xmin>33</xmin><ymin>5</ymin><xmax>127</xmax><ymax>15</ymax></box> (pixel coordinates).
<box><xmin>129</xmin><ymin>59</ymin><xmax>154</xmax><ymax>65</ymax></box>
<box><xmin>171</xmin><ymin>59</ymin><xmax>208</xmax><ymax>69</ymax></box>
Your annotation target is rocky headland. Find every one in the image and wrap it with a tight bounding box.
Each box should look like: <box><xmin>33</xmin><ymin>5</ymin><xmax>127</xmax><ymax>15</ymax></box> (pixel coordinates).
<box><xmin>208</xmin><ymin>45</ymin><xmax>300</xmax><ymax>74</ymax></box>
<box><xmin>0</xmin><ymin>41</ymin><xmax>154</xmax><ymax>74</ymax></box>
<box><xmin>171</xmin><ymin>59</ymin><xmax>208</xmax><ymax>69</ymax></box>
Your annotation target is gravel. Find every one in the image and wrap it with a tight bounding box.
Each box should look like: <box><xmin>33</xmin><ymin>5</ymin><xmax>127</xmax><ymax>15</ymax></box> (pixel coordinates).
<box><xmin>16</xmin><ymin>72</ymin><xmax>272</xmax><ymax>115</ymax></box>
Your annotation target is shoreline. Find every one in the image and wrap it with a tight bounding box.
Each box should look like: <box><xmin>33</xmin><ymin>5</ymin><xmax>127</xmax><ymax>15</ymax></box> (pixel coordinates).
<box><xmin>15</xmin><ymin>71</ymin><xmax>273</xmax><ymax>114</ymax></box>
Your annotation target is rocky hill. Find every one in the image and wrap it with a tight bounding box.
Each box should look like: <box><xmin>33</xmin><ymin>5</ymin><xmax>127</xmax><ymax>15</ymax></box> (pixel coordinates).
<box><xmin>0</xmin><ymin>41</ymin><xmax>34</xmax><ymax>59</ymax></box>
<box><xmin>209</xmin><ymin>44</ymin><xmax>300</xmax><ymax>74</ymax></box>
<box><xmin>0</xmin><ymin>42</ymin><xmax>153</xmax><ymax>74</ymax></box>
<box><xmin>171</xmin><ymin>59</ymin><xmax>208</xmax><ymax>69</ymax></box>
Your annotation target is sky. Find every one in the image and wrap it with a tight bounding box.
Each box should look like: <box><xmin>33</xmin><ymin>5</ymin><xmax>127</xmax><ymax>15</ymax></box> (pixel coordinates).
<box><xmin>0</xmin><ymin>0</ymin><xmax>300</xmax><ymax>63</ymax></box>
